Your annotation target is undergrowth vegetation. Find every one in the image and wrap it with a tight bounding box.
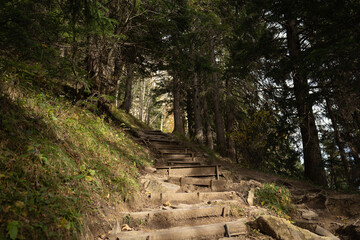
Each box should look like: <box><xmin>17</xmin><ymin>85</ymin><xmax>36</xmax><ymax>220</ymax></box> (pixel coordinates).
<box><xmin>254</xmin><ymin>183</ymin><xmax>294</xmax><ymax>220</ymax></box>
<box><xmin>0</xmin><ymin>63</ymin><xmax>153</xmax><ymax>239</ymax></box>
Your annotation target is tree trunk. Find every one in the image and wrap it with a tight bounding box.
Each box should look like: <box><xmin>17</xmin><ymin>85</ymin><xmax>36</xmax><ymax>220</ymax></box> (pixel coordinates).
<box><xmin>286</xmin><ymin>17</ymin><xmax>327</xmax><ymax>186</ymax></box>
<box><xmin>193</xmin><ymin>73</ymin><xmax>204</xmax><ymax>143</ymax></box>
<box><xmin>186</xmin><ymin>89</ymin><xmax>195</xmax><ymax>138</ymax></box>
<box><xmin>139</xmin><ymin>79</ymin><xmax>146</xmax><ymax>121</ymax></box>
<box><xmin>210</xmin><ymin>38</ymin><xmax>226</xmax><ymax>156</ymax></box>
<box><xmin>225</xmin><ymin>78</ymin><xmax>236</xmax><ymax>161</ymax></box>
<box><xmin>86</xmin><ymin>35</ymin><xmax>100</xmax><ymax>95</ymax></box>
<box><xmin>114</xmin><ymin>60</ymin><xmax>124</xmax><ymax>109</ymax></box>
<box><xmin>326</xmin><ymin>97</ymin><xmax>351</xmax><ymax>185</ymax></box>
<box><xmin>160</xmin><ymin>113</ymin><xmax>164</xmax><ymax>132</ymax></box>
<box><xmin>121</xmin><ymin>63</ymin><xmax>133</xmax><ymax>113</ymax></box>
<box><xmin>203</xmin><ymin>97</ymin><xmax>214</xmax><ymax>149</ymax></box>
<box><xmin>173</xmin><ymin>76</ymin><xmax>184</xmax><ymax>134</ymax></box>
<box><xmin>146</xmin><ymin>101</ymin><xmax>151</xmax><ymax>125</ymax></box>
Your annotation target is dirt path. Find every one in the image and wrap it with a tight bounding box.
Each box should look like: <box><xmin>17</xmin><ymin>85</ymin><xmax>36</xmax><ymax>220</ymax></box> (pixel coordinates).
<box><xmin>100</xmin><ymin>130</ymin><xmax>360</xmax><ymax>240</ymax></box>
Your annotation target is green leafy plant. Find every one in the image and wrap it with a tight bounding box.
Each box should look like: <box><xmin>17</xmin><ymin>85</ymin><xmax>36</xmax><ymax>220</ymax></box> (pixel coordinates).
<box><xmin>7</xmin><ymin>221</ymin><xmax>20</xmax><ymax>240</ymax></box>
<box><xmin>254</xmin><ymin>183</ymin><xmax>294</xmax><ymax>219</ymax></box>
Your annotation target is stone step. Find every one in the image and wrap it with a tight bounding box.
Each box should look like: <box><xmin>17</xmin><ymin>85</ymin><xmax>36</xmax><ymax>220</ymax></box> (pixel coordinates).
<box><xmin>119</xmin><ymin>205</ymin><xmax>230</xmax><ymax>226</ymax></box>
<box><xmin>156</xmin><ymin>165</ymin><xmax>220</xmax><ymax>179</ymax></box>
<box><xmin>168</xmin><ymin>177</ymin><xmax>229</xmax><ymax>191</ymax></box>
<box><xmin>109</xmin><ymin>218</ymin><xmax>247</xmax><ymax>240</ymax></box>
<box><xmin>151</xmin><ymin>191</ymin><xmax>237</xmax><ymax>204</ymax></box>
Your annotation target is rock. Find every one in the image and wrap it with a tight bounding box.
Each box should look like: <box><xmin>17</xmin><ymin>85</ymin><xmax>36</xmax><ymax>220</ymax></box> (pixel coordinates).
<box><xmin>163</xmin><ymin>201</ymin><xmax>171</xmax><ymax>207</ymax></box>
<box><xmin>315</xmin><ymin>225</ymin><xmax>340</xmax><ymax>240</ymax></box>
<box><xmin>144</xmin><ymin>166</ymin><xmax>156</xmax><ymax>173</ymax></box>
<box><xmin>300</xmin><ymin>209</ymin><xmax>319</xmax><ymax>220</ymax></box>
<box><xmin>250</xmin><ymin>215</ymin><xmax>331</xmax><ymax>240</ymax></box>
<box><xmin>110</xmin><ymin>221</ymin><xmax>121</xmax><ymax>235</ymax></box>
<box><xmin>249</xmin><ymin>207</ymin><xmax>268</xmax><ymax>218</ymax></box>
<box><xmin>121</xmin><ymin>224</ymin><xmax>133</xmax><ymax>231</ymax></box>
<box><xmin>141</xmin><ymin>176</ymin><xmax>180</xmax><ymax>193</ymax></box>
<box><xmin>247</xmin><ymin>188</ymin><xmax>255</xmax><ymax>206</ymax></box>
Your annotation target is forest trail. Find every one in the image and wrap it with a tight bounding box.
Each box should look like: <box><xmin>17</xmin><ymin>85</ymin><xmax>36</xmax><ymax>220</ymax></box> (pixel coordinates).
<box><xmin>100</xmin><ymin>130</ymin><xmax>360</xmax><ymax>240</ymax></box>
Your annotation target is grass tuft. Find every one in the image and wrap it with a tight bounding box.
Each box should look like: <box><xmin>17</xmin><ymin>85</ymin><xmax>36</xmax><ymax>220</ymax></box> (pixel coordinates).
<box><xmin>0</xmin><ymin>63</ymin><xmax>154</xmax><ymax>239</ymax></box>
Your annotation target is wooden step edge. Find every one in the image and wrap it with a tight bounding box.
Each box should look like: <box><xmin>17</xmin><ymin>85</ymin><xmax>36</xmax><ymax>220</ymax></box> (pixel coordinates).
<box><xmin>168</xmin><ymin>177</ymin><xmax>229</xmax><ymax>190</ymax></box>
<box><xmin>156</xmin><ymin>164</ymin><xmax>220</xmax><ymax>169</ymax></box>
<box><xmin>149</xmin><ymin>191</ymin><xmax>237</xmax><ymax>204</ymax></box>
<box><xmin>167</xmin><ymin>161</ymin><xmax>202</xmax><ymax>166</ymax></box>
<box><xmin>108</xmin><ymin>218</ymin><xmax>248</xmax><ymax>240</ymax></box>
<box><xmin>119</xmin><ymin>205</ymin><xmax>229</xmax><ymax>222</ymax></box>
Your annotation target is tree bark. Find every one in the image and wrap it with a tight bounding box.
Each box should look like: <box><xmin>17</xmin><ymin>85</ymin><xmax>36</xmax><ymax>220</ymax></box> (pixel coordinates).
<box><xmin>225</xmin><ymin>78</ymin><xmax>236</xmax><ymax>161</ymax></box>
<box><xmin>286</xmin><ymin>17</ymin><xmax>327</xmax><ymax>186</ymax></box>
<box><xmin>114</xmin><ymin>60</ymin><xmax>124</xmax><ymax>109</ymax></box>
<box><xmin>186</xmin><ymin>89</ymin><xmax>195</xmax><ymax>138</ymax></box>
<box><xmin>173</xmin><ymin>76</ymin><xmax>184</xmax><ymax>134</ymax></box>
<box><xmin>139</xmin><ymin>79</ymin><xmax>146</xmax><ymax>121</ymax></box>
<box><xmin>121</xmin><ymin>63</ymin><xmax>133</xmax><ymax>113</ymax></box>
<box><xmin>326</xmin><ymin>97</ymin><xmax>351</xmax><ymax>185</ymax></box>
<box><xmin>203</xmin><ymin>97</ymin><xmax>214</xmax><ymax>149</ymax></box>
<box><xmin>210</xmin><ymin>38</ymin><xmax>226</xmax><ymax>156</ymax></box>
<box><xmin>86</xmin><ymin>35</ymin><xmax>100</xmax><ymax>95</ymax></box>
<box><xmin>193</xmin><ymin>73</ymin><xmax>204</xmax><ymax>143</ymax></box>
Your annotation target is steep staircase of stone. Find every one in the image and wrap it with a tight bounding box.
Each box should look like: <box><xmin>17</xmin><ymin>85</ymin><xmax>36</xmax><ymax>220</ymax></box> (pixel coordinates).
<box><xmin>106</xmin><ymin>130</ymin><xmax>354</xmax><ymax>240</ymax></box>
<box><xmin>109</xmin><ymin>130</ymin><xmax>248</xmax><ymax>240</ymax></box>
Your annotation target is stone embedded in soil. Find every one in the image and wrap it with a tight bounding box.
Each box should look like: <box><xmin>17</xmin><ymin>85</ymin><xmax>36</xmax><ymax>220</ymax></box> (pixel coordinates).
<box><xmin>250</xmin><ymin>215</ymin><xmax>332</xmax><ymax>240</ymax></box>
<box><xmin>300</xmin><ymin>209</ymin><xmax>319</xmax><ymax>220</ymax></box>
<box><xmin>314</xmin><ymin>225</ymin><xmax>340</xmax><ymax>240</ymax></box>
<box><xmin>247</xmin><ymin>188</ymin><xmax>255</xmax><ymax>206</ymax></box>
<box><xmin>144</xmin><ymin>166</ymin><xmax>156</xmax><ymax>173</ymax></box>
<box><xmin>141</xmin><ymin>176</ymin><xmax>180</xmax><ymax>193</ymax></box>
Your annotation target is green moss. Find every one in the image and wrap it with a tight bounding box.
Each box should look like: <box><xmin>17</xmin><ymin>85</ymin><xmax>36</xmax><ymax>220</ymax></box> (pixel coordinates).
<box><xmin>0</xmin><ymin>72</ymin><xmax>154</xmax><ymax>239</ymax></box>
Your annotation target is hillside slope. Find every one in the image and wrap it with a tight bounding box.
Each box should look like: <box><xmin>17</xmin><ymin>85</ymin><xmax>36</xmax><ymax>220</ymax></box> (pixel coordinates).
<box><xmin>0</xmin><ymin>76</ymin><xmax>155</xmax><ymax>239</ymax></box>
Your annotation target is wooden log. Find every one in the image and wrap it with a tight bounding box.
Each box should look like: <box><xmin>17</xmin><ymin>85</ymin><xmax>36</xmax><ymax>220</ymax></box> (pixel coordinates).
<box><xmin>167</xmin><ymin>161</ymin><xmax>202</xmax><ymax>166</ymax></box>
<box><xmin>157</xmin><ymin>191</ymin><xmax>236</xmax><ymax>204</ymax></box>
<box><xmin>109</xmin><ymin>219</ymin><xmax>248</xmax><ymax>240</ymax></box>
<box><xmin>119</xmin><ymin>205</ymin><xmax>228</xmax><ymax>223</ymax></box>
<box><xmin>168</xmin><ymin>166</ymin><xmax>218</xmax><ymax>177</ymax></box>
<box><xmin>162</xmin><ymin>153</ymin><xmax>193</xmax><ymax>159</ymax></box>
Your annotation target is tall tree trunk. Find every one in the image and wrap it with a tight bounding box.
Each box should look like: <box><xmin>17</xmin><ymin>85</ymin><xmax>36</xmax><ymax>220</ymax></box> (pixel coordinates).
<box><xmin>146</xmin><ymin>100</ymin><xmax>151</xmax><ymax>125</ymax></box>
<box><xmin>203</xmin><ymin>97</ymin><xmax>214</xmax><ymax>149</ymax></box>
<box><xmin>326</xmin><ymin>97</ymin><xmax>351</xmax><ymax>185</ymax></box>
<box><xmin>225</xmin><ymin>78</ymin><xmax>236</xmax><ymax>161</ymax></box>
<box><xmin>186</xmin><ymin>88</ymin><xmax>195</xmax><ymax>137</ymax></box>
<box><xmin>344</xmin><ymin>130</ymin><xmax>360</xmax><ymax>185</ymax></box>
<box><xmin>114</xmin><ymin>60</ymin><xmax>124</xmax><ymax>109</ymax></box>
<box><xmin>139</xmin><ymin>79</ymin><xmax>146</xmax><ymax>121</ymax></box>
<box><xmin>173</xmin><ymin>76</ymin><xmax>184</xmax><ymax>134</ymax></box>
<box><xmin>193</xmin><ymin>73</ymin><xmax>204</xmax><ymax>143</ymax></box>
<box><xmin>160</xmin><ymin>113</ymin><xmax>164</xmax><ymax>132</ymax></box>
<box><xmin>121</xmin><ymin>63</ymin><xmax>133</xmax><ymax>113</ymax></box>
<box><xmin>210</xmin><ymin>38</ymin><xmax>226</xmax><ymax>156</ymax></box>
<box><xmin>286</xmin><ymin>17</ymin><xmax>327</xmax><ymax>186</ymax></box>
<box><xmin>86</xmin><ymin>35</ymin><xmax>100</xmax><ymax>95</ymax></box>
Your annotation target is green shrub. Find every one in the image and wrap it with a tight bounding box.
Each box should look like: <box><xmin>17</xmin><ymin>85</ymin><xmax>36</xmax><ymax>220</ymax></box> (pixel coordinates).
<box><xmin>255</xmin><ymin>183</ymin><xmax>294</xmax><ymax>219</ymax></box>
